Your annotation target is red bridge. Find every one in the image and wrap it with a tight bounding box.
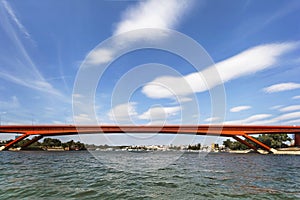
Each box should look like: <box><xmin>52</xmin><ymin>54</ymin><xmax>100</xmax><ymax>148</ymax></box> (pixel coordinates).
<box><xmin>0</xmin><ymin>125</ymin><xmax>300</xmax><ymax>153</ymax></box>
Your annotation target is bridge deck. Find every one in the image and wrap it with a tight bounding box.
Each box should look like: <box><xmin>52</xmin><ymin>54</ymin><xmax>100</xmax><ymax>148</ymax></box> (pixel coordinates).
<box><xmin>1</xmin><ymin>125</ymin><xmax>300</xmax><ymax>152</ymax></box>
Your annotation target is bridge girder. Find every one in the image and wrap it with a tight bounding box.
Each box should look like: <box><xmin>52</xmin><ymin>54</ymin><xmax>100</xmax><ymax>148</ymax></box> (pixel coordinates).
<box><xmin>0</xmin><ymin>125</ymin><xmax>299</xmax><ymax>152</ymax></box>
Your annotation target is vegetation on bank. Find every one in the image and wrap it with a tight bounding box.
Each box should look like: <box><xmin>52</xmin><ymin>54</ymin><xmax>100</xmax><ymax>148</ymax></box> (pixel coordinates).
<box><xmin>223</xmin><ymin>134</ymin><xmax>292</xmax><ymax>150</ymax></box>
<box><xmin>187</xmin><ymin>143</ymin><xmax>201</xmax><ymax>150</ymax></box>
<box><xmin>4</xmin><ymin>138</ymin><xmax>86</xmax><ymax>150</ymax></box>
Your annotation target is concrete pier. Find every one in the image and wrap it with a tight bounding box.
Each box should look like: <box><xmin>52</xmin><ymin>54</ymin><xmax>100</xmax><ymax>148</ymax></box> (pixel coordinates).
<box><xmin>295</xmin><ymin>133</ymin><xmax>300</xmax><ymax>147</ymax></box>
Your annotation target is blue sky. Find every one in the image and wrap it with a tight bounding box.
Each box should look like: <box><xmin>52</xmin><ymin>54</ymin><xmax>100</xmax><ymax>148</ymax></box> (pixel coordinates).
<box><xmin>0</xmin><ymin>0</ymin><xmax>300</xmax><ymax>145</ymax></box>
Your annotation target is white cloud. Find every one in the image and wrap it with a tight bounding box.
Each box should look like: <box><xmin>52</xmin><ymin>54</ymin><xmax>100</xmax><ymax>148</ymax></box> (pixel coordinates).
<box><xmin>142</xmin><ymin>42</ymin><xmax>298</xmax><ymax>99</ymax></box>
<box><xmin>263</xmin><ymin>82</ymin><xmax>300</xmax><ymax>93</ymax></box>
<box><xmin>214</xmin><ymin>43</ymin><xmax>297</xmax><ymax>83</ymax></box>
<box><xmin>85</xmin><ymin>48</ymin><xmax>114</xmax><ymax>65</ymax></box>
<box><xmin>142</xmin><ymin>77</ymin><xmax>196</xmax><ymax>99</ymax></box>
<box><xmin>292</xmin><ymin>95</ymin><xmax>300</xmax><ymax>100</ymax></box>
<box><xmin>204</xmin><ymin>117</ymin><xmax>220</xmax><ymax>123</ymax></box>
<box><xmin>279</xmin><ymin>105</ymin><xmax>300</xmax><ymax>112</ymax></box>
<box><xmin>230</xmin><ymin>105</ymin><xmax>251</xmax><ymax>113</ymax></box>
<box><xmin>107</xmin><ymin>103</ymin><xmax>181</xmax><ymax>125</ymax></box>
<box><xmin>270</xmin><ymin>105</ymin><xmax>283</xmax><ymax>110</ymax></box>
<box><xmin>284</xmin><ymin>118</ymin><xmax>300</xmax><ymax>125</ymax></box>
<box><xmin>84</xmin><ymin>0</ymin><xmax>193</xmax><ymax>67</ymax></box>
<box><xmin>73</xmin><ymin>114</ymin><xmax>93</xmax><ymax>124</ymax></box>
<box><xmin>72</xmin><ymin>93</ymin><xmax>83</xmax><ymax>98</ymax></box>
<box><xmin>247</xmin><ymin>118</ymin><xmax>278</xmax><ymax>125</ymax></box>
<box><xmin>176</xmin><ymin>97</ymin><xmax>193</xmax><ymax>103</ymax></box>
<box><xmin>224</xmin><ymin>114</ymin><xmax>272</xmax><ymax>125</ymax></box>
<box><xmin>275</xmin><ymin>111</ymin><xmax>300</xmax><ymax>121</ymax></box>
<box><xmin>114</xmin><ymin>0</ymin><xmax>192</xmax><ymax>35</ymax></box>
<box><xmin>138</xmin><ymin>106</ymin><xmax>180</xmax><ymax>121</ymax></box>
<box><xmin>247</xmin><ymin>111</ymin><xmax>300</xmax><ymax>125</ymax></box>
<box><xmin>108</xmin><ymin>102</ymin><xmax>138</xmax><ymax>123</ymax></box>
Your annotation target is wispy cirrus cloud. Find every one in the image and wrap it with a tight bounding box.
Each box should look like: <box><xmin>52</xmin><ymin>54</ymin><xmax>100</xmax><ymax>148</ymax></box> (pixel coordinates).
<box><xmin>254</xmin><ymin>111</ymin><xmax>300</xmax><ymax>125</ymax></box>
<box><xmin>230</xmin><ymin>106</ymin><xmax>251</xmax><ymax>113</ymax></box>
<box><xmin>279</xmin><ymin>105</ymin><xmax>300</xmax><ymax>112</ymax></box>
<box><xmin>0</xmin><ymin>72</ymin><xmax>62</xmax><ymax>97</ymax></box>
<box><xmin>73</xmin><ymin>113</ymin><xmax>94</xmax><ymax>124</ymax></box>
<box><xmin>292</xmin><ymin>95</ymin><xmax>300</xmax><ymax>100</ymax></box>
<box><xmin>0</xmin><ymin>0</ymin><xmax>65</xmax><ymax>100</ymax></box>
<box><xmin>224</xmin><ymin>114</ymin><xmax>272</xmax><ymax>125</ymax></box>
<box><xmin>235</xmin><ymin>1</ymin><xmax>300</xmax><ymax>44</ymax></box>
<box><xmin>270</xmin><ymin>105</ymin><xmax>283</xmax><ymax>110</ymax></box>
<box><xmin>284</xmin><ymin>118</ymin><xmax>300</xmax><ymax>125</ymax></box>
<box><xmin>1</xmin><ymin>0</ymin><xmax>30</xmax><ymax>38</ymax></box>
<box><xmin>0</xmin><ymin>96</ymin><xmax>20</xmax><ymax>110</ymax></box>
<box><xmin>142</xmin><ymin>42</ymin><xmax>299</xmax><ymax>99</ymax></box>
<box><xmin>263</xmin><ymin>82</ymin><xmax>300</xmax><ymax>93</ymax></box>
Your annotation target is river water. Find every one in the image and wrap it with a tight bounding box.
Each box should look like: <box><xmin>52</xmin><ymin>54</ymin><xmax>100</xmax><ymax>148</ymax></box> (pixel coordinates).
<box><xmin>0</xmin><ymin>151</ymin><xmax>299</xmax><ymax>199</ymax></box>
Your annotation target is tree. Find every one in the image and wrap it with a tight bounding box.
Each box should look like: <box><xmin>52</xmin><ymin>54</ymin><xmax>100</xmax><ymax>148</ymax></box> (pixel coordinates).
<box><xmin>257</xmin><ymin>134</ymin><xmax>291</xmax><ymax>149</ymax></box>
<box><xmin>223</xmin><ymin>134</ymin><xmax>292</xmax><ymax>150</ymax></box>
<box><xmin>13</xmin><ymin>139</ymin><xmax>41</xmax><ymax>147</ymax></box>
<box><xmin>42</xmin><ymin>138</ymin><xmax>62</xmax><ymax>147</ymax></box>
<box><xmin>187</xmin><ymin>143</ymin><xmax>201</xmax><ymax>150</ymax></box>
<box><xmin>223</xmin><ymin>139</ymin><xmax>248</xmax><ymax>150</ymax></box>
<box><xmin>62</xmin><ymin>140</ymin><xmax>86</xmax><ymax>150</ymax></box>
<box><xmin>223</xmin><ymin>139</ymin><xmax>232</xmax><ymax>149</ymax></box>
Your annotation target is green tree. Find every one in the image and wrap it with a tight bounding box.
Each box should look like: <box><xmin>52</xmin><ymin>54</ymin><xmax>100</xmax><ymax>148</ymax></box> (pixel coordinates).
<box><xmin>223</xmin><ymin>139</ymin><xmax>232</xmax><ymax>148</ymax></box>
<box><xmin>223</xmin><ymin>134</ymin><xmax>292</xmax><ymax>150</ymax></box>
<box><xmin>223</xmin><ymin>139</ymin><xmax>248</xmax><ymax>150</ymax></box>
<box><xmin>63</xmin><ymin>140</ymin><xmax>86</xmax><ymax>150</ymax></box>
<box><xmin>257</xmin><ymin>134</ymin><xmax>291</xmax><ymax>149</ymax></box>
<box><xmin>42</xmin><ymin>138</ymin><xmax>62</xmax><ymax>147</ymax></box>
<box><xmin>187</xmin><ymin>143</ymin><xmax>201</xmax><ymax>150</ymax></box>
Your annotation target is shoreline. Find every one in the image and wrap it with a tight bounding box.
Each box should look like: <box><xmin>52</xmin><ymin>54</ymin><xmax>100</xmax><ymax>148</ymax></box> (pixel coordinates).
<box><xmin>2</xmin><ymin>145</ymin><xmax>300</xmax><ymax>155</ymax></box>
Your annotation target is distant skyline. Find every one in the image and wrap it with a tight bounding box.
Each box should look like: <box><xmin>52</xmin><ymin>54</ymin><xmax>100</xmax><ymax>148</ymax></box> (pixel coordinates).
<box><xmin>0</xmin><ymin>0</ymin><xmax>300</xmax><ymax>145</ymax></box>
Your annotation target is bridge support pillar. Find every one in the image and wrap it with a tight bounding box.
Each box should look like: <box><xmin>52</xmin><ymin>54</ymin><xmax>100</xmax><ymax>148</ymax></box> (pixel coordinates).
<box><xmin>295</xmin><ymin>133</ymin><xmax>300</xmax><ymax>147</ymax></box>
<box><xmin>242</xmin><ymin>134</ymin><xmax>277</xmax><ymax>154</ymax></box>
<box><xmin>2</xmin><ymin>134</ymin><xmax>29</xmax><ymax>151</ymax></box>
<box><xmin>232</xmin><ymin>136</ymin><xmax>257</xmax><ymax>151</ymax></box>
<box><xmin>22</xmin><ymin>135</ymin><xmax>43</xmax><ymax>148</ymax></box>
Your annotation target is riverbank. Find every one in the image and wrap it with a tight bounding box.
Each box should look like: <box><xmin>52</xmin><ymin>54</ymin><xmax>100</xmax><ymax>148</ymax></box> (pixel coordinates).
<box><xmin>229</xmin><ymin>147</ymin><xmax>300</xmax><ymax>155</ymax></box>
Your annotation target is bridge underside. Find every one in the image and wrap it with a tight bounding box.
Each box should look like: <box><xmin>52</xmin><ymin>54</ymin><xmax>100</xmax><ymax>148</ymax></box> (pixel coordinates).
<box><xmin>0</xmin><ymin>125</ymin><xmax>299</xmax><ymax>152</ymax></box>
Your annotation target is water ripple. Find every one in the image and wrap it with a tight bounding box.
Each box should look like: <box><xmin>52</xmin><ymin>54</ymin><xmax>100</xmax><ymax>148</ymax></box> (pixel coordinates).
<box><xmin>0</xmin><ymin>151</ymin><xmax>299</xmax><ymax>199</ymax></box>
